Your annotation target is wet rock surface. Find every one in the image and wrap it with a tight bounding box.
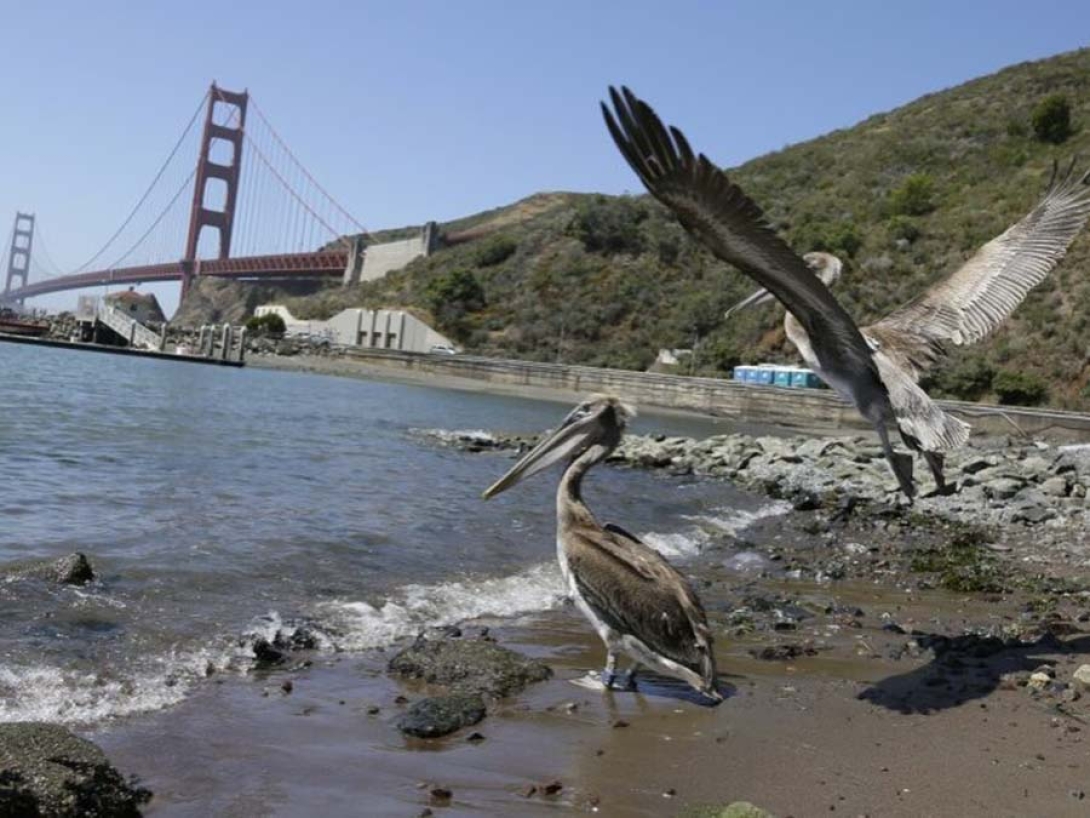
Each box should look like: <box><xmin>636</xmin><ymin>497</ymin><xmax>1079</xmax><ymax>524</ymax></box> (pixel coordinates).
<box><xmin>388</xmin><ymin>633</ymin><xmax>553</xmax><ymax>699</ymax></box>
<box><xmin>397</xmin><ymin>694</ymin><xmax>487</xmax><ymax>738</ymax></box>
<box><xmin>0</xmin><ymin>552</ymin><xmax>95</xmax><ymax>585</ymax></box>
<box><xmin>239</xmin><ymin>616</ymin><xmax>331</xmax><ymax>668</ymax></box>
<box><xmin>0</xmin><ymin>723</ymin><xmax>151</xmax><ymax>816</ymax></box>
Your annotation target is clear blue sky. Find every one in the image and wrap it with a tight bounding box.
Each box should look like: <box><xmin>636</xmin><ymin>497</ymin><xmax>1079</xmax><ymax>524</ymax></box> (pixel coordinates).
<box><xmin>2</xmin><ymin>1</ymin><xmax>1088</xmax><ymax>314</ymax></box>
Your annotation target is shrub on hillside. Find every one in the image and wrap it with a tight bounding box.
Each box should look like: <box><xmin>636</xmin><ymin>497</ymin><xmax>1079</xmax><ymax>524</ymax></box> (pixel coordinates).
<box><xmin>474</xmin><ymin>235</ymin><xmax>517</xmax><ymax>267</ymax></box>
<box><xmin>992</xmin><ymin>369</ymin><xmax>1049</xmax><ymax>406</ymax></box>
<box><xmin>568</xmin><ymin>195</ymin><xmax>647</xmax><ymax>255</ymax></box>
<box><xmin>424</xmin><ymin>269</ymin><xmax>486</xmax><ymax>340</ymax></box>
<box><xmin>888</xmin><ymin>173</ymin><xmax>936</xmax><ymax>216</ymax></box>
<box><xmin>245</xmin><ymin>313</ymin><xmax>286</xmax><ymax>335</ymax></box>
<box><xmin>1031</xmin><ymin>94</ymin><xmax>1072</xmax><ymax>144</ymax></box>
<box><xmin>921</xmin><ymin>356</ymin><xmax>995</xmax><ymax>401</ymax></box>
<box><xmin>887</xmin><ymin>215</ymin><xmax>921</xmax><ymax>244</ymax></box>
<box><xmin>816</xmin><ymin>222</ymin><xmax>863</xmax><ymax>257</ymax></box>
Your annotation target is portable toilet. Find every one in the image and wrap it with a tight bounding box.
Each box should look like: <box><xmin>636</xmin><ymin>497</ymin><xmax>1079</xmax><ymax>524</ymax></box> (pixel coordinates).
<box><xmin>773</xmin><ymin>367</ymin><xmax>793</xmax><ymax>387</ymax></box>
<box><xmin>753</xmin><ymin>366</ymin><xmax>775</xmax><ymax>385</ymax></box>
<box><xmin>791</xmin><ymin>369</ymin><xmax>823</xmax><ymax>389</ymax></box>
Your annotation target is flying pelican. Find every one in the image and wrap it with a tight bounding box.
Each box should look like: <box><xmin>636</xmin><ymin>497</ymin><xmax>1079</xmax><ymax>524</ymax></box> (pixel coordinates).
<box><xmin>602</xmin><ymin>87</ymin><xmax>917</xmax><ymax>499</ymax></box>
<box><xmin>483</xmin><ymin>396</ymin><xmax>721</xmax><ymax>702</ymax></box>
<box><xmin>725</xmin><ymin>168</ymin><xmax>1090</xmax><ymax>491</ymax></box>
<box><xmin>602</xmin><ymin>87</ymin><xmax>1090</xmax><ymax>498</ymax></box>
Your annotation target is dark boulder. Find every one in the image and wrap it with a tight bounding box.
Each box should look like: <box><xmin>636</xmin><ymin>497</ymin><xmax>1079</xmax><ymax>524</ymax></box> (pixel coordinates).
<box><xmin>397</xmin><ymin>694</ymin><xmax>486</xmax><ymax>738</ymax></box>
<box><xmin>388</xmin><ymin>635</ymin><xmax>552</xmax><ymax>698</ymax></box>
<box><xmin>0</xmin><ymin>553</ymin><xmax>95</xmax><ymax>586</ymax></box>
<box><xmin>0</xmin><ymin>722</ymin><xmax>151</xmax><ymax>816</ymax></box>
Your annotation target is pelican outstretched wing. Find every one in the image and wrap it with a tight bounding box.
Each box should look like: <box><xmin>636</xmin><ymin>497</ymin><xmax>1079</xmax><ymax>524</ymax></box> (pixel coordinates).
<box><xmin>601</xmin><ymin>86</ymin><xmax>882</xmax><ymax>398</ymax></box>
<box><xmin>869</xmin><ymin>160</ymin><xmax>1090</xmax><ymax>376</ymax></box>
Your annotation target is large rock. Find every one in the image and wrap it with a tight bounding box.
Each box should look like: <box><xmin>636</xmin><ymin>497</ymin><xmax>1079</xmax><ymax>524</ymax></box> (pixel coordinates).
<box><xmin>397</xmin><ymin>694</ymin><xmax>486</xmax><ymax>738</ymax></box>
<box><xmin>0</xmin><ymin>553</ymin><xmax>94</xmax><ymax>585</ymax></box>
<box><xmin>0</xmin><ymin>723</ymin><xmax>150</xmax><ymax>816</ymax></box>
<box><xmin>388</xmin><ymin>636</ymin><xmax>552</xmax><ymax>698</ymax></box>
<box><xmin>1072</xmin><ymin>664</ymin><xmax>1090</xmax><ymax>692</ymax></box>
<box><xmin>983</xmin><ymin>477</ymin><xmax>1024</xmax><ymax>501</ymax></box>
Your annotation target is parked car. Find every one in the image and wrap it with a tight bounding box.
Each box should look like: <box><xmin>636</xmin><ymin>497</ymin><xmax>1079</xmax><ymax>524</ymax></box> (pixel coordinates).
<box><xmin>429</xmin><ymin>344</ymin><xmax>458</xmax><ymax>355</ymax></box>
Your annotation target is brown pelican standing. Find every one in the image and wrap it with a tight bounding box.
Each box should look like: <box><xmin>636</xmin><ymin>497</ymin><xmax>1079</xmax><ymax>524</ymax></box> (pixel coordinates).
<box><xmin>602</xmin><ymin>87</ymin><xmax>1090</xmax><ymax>498</ymax></box>
<box><xmin>483</xmin><ymin>396</ymin><xmax>720</xmax><ymax>702</ymax></box>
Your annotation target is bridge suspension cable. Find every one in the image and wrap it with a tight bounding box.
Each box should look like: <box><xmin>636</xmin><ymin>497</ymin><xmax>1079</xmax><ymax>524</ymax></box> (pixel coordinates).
<box><xmin>249</xmin><ymin>99</ymin><xmax>367</xmax><ymax>235</ymax></box>
<box><xmin>67</xmin><ymin>90</ymin><xmax>210</xmax><ymax>275</ymax></box>
<box><xmin>230</xmin><ymin>96</ymin><xmax>367</xmax><ymax>258</ymax></box>
<box><xmin>30</xmin><ymin>223</ymin><xmax>66</xmax><ymax>279</ymax></box>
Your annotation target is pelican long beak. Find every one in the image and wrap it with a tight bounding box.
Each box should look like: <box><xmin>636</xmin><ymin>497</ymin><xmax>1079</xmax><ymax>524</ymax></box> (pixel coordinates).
<box><xmin>482</xmin><ymin>413</ymin><xmax>598</xmax><ymax>499</ymax></box>
<box><xmin>724</xmin><ymin>287</ymin><xmax>776</xmax><ymax>319</ymax></box>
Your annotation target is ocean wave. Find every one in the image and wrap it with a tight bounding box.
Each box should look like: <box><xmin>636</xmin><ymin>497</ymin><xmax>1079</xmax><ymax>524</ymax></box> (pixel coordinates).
<box><xmin>318</xmin><ymin>563</ymin><xmax>566</xmax><ymax>651</ymax></box>
<box><xmin>408</xmin><ymin>427</ymin><xmax>498</xmax><ymax>447</ymax></box>
<box><xmin>0</xmin><ymin>646</ymin><xmax>233</xmax><ymax>725</ymax></box>
<box><xmin>643</xmin><ymin>500</ymin><xmax>791</xmax><ymax>559</ymax></box>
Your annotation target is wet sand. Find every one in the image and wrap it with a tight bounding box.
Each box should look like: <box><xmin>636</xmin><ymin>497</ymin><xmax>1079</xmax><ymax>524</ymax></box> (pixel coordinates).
<box><xmin>91</xmin><ymin>509</ymin><xmax>1090</xmax><ymax>818</ymax></box>
<box><xmin>91</xmin><ymin>599</ymin><xmax>1090</xmax><ymax>817</ymax></box>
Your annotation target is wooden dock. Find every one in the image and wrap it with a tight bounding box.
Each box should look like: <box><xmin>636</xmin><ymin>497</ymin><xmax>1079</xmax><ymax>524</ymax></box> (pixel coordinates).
<box><xmin>0</xmin><ymin>332</ymin><xmax>245</xmax><ymax>367</ymax></box>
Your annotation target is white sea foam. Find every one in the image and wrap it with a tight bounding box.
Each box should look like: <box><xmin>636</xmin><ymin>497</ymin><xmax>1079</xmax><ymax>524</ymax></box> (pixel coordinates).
<box><xmin>643</xmin><ymin>500</ymin><xmax>791</xmax><ymax>559</ymax></box>
<box><xmin>409</xmin><ymin>427</ymin><xmax>498</xmax><ymax>447</ymax></box>
<box><xmin>640</xmin><ymin>530</ymin><xmax>709</xmax><ymax>559</ymax></box>
<box><xmin>0</xmin><ymin>645</ymin><xmax>234</xmax><ymax>725</ymax></box>
<box><xmin>685</xmin><ymin>500</ymin><xmax>792</xmax><ymax>537</ymax></box>
<box><xmin>319</xmin><ymin>563</ymin><xmax>567</xmax><ymax>651</ymax></box>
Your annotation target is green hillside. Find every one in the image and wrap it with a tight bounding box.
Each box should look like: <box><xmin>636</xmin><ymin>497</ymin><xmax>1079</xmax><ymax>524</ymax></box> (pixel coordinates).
<box><xmin>282</xmin><ymin>48</ymin><xmax>1090</xmax><ymax>408</ymax></box>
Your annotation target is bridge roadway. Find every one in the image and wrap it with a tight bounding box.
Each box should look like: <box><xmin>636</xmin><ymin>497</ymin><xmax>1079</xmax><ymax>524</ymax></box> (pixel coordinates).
<box><xmin>6</xmin><ymin>250</ymin><xmax>348</xmax><ymax>300</ymax></box>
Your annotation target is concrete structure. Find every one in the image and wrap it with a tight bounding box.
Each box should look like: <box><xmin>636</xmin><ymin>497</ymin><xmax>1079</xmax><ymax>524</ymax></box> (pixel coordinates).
<box><xmin>337</xmin><ymin>348</ymin><xmax>1090</xmax><ymax>441</ymax></box>
<box><xmin>254</xmin><ymin>304</ymin><xmax>454</xmax><ymax>353</ymax></box>
<box><xmin>104</xmin><ymin>289</ymin><xmax>167</xmax><ymax>324</ymax></box>
<box><xmin>342</xmin><ymin>222</ymin><xmax>439</xmax><ymax>287</ymax></box>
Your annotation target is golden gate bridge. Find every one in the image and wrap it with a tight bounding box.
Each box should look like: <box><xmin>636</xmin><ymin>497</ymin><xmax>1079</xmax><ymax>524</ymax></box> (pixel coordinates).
<box><xmin>2</xmin><ymin>83</ymin><xmax>367</xmax><ymax>305</ymax></box>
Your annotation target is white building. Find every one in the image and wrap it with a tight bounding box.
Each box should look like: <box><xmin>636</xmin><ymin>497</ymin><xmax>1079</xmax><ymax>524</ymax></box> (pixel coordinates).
<box><xmin>254</xmin><ymin>305</ymin><xmax>455</xmax><ymax>353</ymax></box>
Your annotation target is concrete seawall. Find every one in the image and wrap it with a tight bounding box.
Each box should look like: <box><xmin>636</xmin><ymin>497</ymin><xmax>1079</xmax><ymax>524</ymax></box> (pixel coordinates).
<box><xmin>342</xmin><ymin>348</ymin><xmax>1090</xmax><ymax>440</ymax></box>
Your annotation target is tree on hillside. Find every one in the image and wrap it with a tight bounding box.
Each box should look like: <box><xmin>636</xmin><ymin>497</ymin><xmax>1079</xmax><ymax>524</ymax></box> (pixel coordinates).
<box><xmin>1031</xmin><ymin>94</ymin><xmax>1073</xmax><ymax>144</ymax></box>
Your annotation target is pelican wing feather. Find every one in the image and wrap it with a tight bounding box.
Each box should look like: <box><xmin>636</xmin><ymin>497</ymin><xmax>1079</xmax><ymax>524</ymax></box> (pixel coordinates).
<box><xmin>870</xmin><ymin>161</ymin><xmax>1090</xmax><ymax>375</ymax></box>
<box><xmin>567</xmin><ymin>522</ymin><xmax>713</xmax><ymax>676</ymax></box>
<box><xmin>601</xmin><ymin>86</ymin><xmax>884</xmax><ymax>391</ymax></box>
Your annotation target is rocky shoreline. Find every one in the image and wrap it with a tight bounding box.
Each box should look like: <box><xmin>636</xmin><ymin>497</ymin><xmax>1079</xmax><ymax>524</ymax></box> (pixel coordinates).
<box><xmin>421</xmin><ymin>426</ymin><xmax>1090</xmax><ymax>567</ymax></box>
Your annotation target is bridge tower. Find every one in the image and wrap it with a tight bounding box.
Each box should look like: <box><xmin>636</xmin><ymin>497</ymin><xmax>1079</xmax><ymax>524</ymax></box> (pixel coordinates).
<box><xmin>3</xmin><ymin>212</ymin><xmax>35</xmax><ymax>302</ymax></box>
<box><xmin>181</xmin><ymin>83</ymin><xmax>248</xmax><ymax>300</ymax></box>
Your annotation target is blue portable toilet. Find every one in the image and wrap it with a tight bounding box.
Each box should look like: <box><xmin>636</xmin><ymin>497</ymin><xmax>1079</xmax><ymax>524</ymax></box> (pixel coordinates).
<box><xmin>790</xmin><ymin>369</ymin><xmax>824</xmax><ymax>389</ymax></box>
<box><xmin>753</xmin><ymin>367</ymin><xmax>775</xmax><ymax>385</ymax></box>
<box><xmin>773</xmin><ymin>367</ymin><xmax>793</xmax><ymax>387</ymax></box>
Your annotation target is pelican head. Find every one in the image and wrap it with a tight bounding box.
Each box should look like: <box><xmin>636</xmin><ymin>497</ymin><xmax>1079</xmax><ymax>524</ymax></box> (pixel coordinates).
<box><xmin>724</xmin><ymin>251</ymin><xmax>845</xmax><ymax>318</ymax></box>
<box><xmin>802</xmin><ymin>251</ymin><xmax>843</xmax><ymax>286</ymax></box>
<box><xmin>482</xmin><ymin>396</ymin><xmax>635</xmax><ymax>499</ymax></box>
